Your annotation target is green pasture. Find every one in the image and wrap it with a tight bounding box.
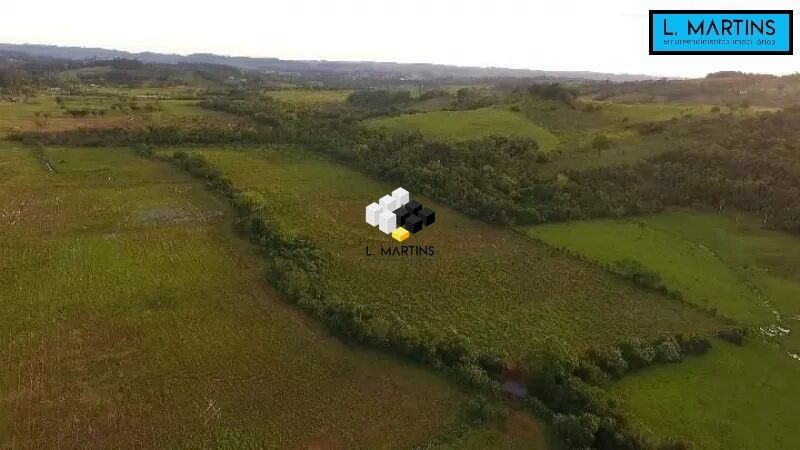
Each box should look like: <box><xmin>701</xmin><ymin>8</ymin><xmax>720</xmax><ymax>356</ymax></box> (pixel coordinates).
<box><xmin>525</xmin><ymin>212</ymin><xmax>800</xmax><ymax>352</ymax></box>
<box><xmin>264</xmin><ymin>89</ymin><xmax>352</xmax><ymax>105</ymax></box>
<box><xmin>365</xmin><ymin>107</ymin><xmax>560</xmax><ymax>151</ymax></box>
<box><xmin>611</xmin><ymin>340</ymin><xmax>800</xmax><ymax>450</ymax></box>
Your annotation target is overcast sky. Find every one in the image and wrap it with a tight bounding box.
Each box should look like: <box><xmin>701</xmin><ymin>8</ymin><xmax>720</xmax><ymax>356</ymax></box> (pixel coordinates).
<box><xmin>2</xmin><ymin>0</ymin><xmax>798</xmax><ymax>77</ymax></box>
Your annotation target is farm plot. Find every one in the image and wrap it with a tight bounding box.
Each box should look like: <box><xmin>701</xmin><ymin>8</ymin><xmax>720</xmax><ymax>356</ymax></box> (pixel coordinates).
<box><xmin>0</xmin><ymin>144</ymin><xmax>471</xmax><ymax>448</ymax></box>
<box><xmin>525</xmin><ymin>212</ymin><xmax>800</xmax><ymax>353</ymax></box>
<box><xmin>611</xmin><ymin>340</ymin><xmax>800</xmax><ymax>450</ymax></box>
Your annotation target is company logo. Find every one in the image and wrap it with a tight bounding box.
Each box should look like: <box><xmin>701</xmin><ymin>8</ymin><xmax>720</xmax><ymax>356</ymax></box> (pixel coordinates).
<box><xmin>650</xmin><ymin>10</ymin><xmax>793</xmax><ymax>55</ymax></box>
<box><xmin>365</xmin><ymin>187</ymin><xmax>436</xmax><ymax>242</ymax></box>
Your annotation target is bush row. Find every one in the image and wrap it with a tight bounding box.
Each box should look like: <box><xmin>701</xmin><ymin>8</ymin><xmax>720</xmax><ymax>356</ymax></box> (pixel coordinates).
<box><xmin>10</xmin><ymin>125</ymin><xmax>274</xmax><ymax>147</ymax></box>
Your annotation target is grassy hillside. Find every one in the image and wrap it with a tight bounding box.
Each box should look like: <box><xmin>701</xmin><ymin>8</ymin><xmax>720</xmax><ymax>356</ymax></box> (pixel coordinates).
<box><xmin>526</xmin><ymin>212</ymin><xmax>800</xmax><ymax>448</ymax></box>
<box><xmin>525</xmin><ymin>212</ymin><xmax>800</xmax><ymax>353</ymax></box>
<box><xmin>264</xmin><ymin>89</ymin><xmax>352</xmax><ymax>105</ymax></box>
<box><xmin>365</xmin><ymin>107</ymin><xmax>560</xmax><ymax>151</ymax></box>
<box><xmin>164</xmin><ymin>147</ymin><xmax>722</xmax><ymax>358</ymax></box>
<box><xmin>517</xmin><ymin>99</ymin><xmax>775</xmax><ymax>174</ymax></box>
<box><xmin>518</xmin><ymin>100</ymin><xmax>705</xmax><ymax>173</ymax></box>
<box><xmin>611</xmin><ymin>340</ymin><xmax>800</xmax><ymax>450</ymax></box>
<box><xmin>0</xmin><ymin>96</ymin><xmax>231</xmax><ymax>137</ymax></box>
<box><xmin>0</xmin><ymin>143</ymin><xmax>472</xmax><ymax>447</ymax></box>
<box><xmin>585</xmin><ymin>73</ymin><xmax>800</xmax><ymax>107</ymax></box>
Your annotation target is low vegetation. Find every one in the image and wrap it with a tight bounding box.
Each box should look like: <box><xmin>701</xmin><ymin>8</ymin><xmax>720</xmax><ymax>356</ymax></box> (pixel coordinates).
<box><xmin>612</xmin><ymin>340</ymin><xmax>800</xmax><ymax>450</ymax></box>
<box><xmin>527</xmin><ymin>212</ymin><xmax>800</xmax><ymax>353</ymax></box>
<box><xmin>366</xmin><ymin>107</ymin><xmax>560</xmax><ymax>151</ymax></box>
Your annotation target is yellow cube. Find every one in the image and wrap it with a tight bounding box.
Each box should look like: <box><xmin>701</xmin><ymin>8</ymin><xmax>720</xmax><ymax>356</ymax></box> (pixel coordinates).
<box><xmin>391</xmin><ymin>227</ymin><xmax>410</xmax><ymax>242</ymax></box>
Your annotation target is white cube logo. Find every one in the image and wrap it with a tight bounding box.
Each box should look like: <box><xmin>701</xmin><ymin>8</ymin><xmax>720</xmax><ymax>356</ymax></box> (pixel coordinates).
<box><xmin>365</xmin><ymin>202</ymin><xmax>383</xmax><ymax>227</ymax></box>
<box><xmin>366</xmin><ymin>187</ymin><xmax>433</xmax><ymax>242</ymax></box>
<box><xmin>379</xmin><ymin>195</ymin><xmax>398</xmax><ymax>213</ymax></box>
<box><xmin>392</xmin><ymin>187</ymin><xmax>409</xmax><ymax>206</ymax></box>
<box><xmin>378</xmin><ymin>210</ymin><xmax>396</xmax><ymax>234</ymax></box>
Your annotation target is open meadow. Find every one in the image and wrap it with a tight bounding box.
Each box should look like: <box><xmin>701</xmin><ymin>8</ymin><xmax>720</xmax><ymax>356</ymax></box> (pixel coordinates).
<box><xmin>525</xmin><ymin>211</ymin><xmax>800</xmax><ymax>447</ymax></box>
<box><xmin>264</xmin><ymin>89</ymin><xmax>352</xmax><ymax>105</ymax></box>
<box><xmin>0</xmin><ymin>96</ymin><xmax>231</xmax><ymax>138</ymax></box>
<box><xmin>525</xmin><ymin>212</ymin><xmax>800</xmax><ymax>353</ymax></box>
<box><xmin>0</xmin><ymin>142</ymin><xmax>479</xmax><ymax>448</ymax></box>
<box><xmin>365</xmin><ymin>107</ymin><xmax>561</xmax><ymax>152</ymax></box>
<box><xmin>611</xmin><ymin>340</ymin><xmax>800</xmax><ymax>450</ymax></box>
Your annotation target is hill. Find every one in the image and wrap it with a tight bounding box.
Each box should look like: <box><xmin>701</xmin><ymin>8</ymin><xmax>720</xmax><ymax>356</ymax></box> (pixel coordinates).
<box><xmin>0</xmin><ymin>43</ymin><xmax>660</xmax><ymax>82</ymax></box>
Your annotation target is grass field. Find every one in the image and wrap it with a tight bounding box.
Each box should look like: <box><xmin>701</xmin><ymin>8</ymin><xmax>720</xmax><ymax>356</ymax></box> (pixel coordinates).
<box><xmin>611</xmin><ymin>339</ymin><xmax>800</xmax><ymax>450</ymax></box>
<box><xmin>521</xmin><ymin>100</ymin><xmax>777</xmax><ymax>174</ymax></box>
<box><xmin>264</xmin><ymin>89</ymin><xmax>352</xmax><ymax>105</ymax></box>
<box><xmin>436</xmin><ymin>411</ymin><xmax>561</xmax><ymax>450</ymax></box>
<box><xmin>524</xmin><ymin>212</ymin><xmax>800</xmax><ymax>353</ymax></box>
<box><xmin>0</xmin><ymin>95</ymin><xmax>235</xmax><ymax>138</ymax></box>
<box><xmin>365</xmin><ymin>107</ymin><xmax>561</xmax><ymax>151</ymax></box>
<box><xmin>164</xmin><ymin>148</ymin><xmax>722</xmax><ymax>358</ymax></box>
<box><xmin>526</xmin><ymin>212</ymin><xmax>800</xmax><ymax>448</ymax></box>
<box><xmin>517</xmin><ymin>100</ymin><xmax>701</xmax><ymax>173</ymax></box>
<box><xmin>0</xmin><ymin>143</ymin><xmax>476</xmax><ymax>447</ymax></box>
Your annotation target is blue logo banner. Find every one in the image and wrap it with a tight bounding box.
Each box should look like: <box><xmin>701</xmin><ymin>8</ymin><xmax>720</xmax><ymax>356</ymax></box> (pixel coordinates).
<box><xmin>650</xmin><ymin>10</ymin><xmax>793</xmax><ymax>54</ymax></box>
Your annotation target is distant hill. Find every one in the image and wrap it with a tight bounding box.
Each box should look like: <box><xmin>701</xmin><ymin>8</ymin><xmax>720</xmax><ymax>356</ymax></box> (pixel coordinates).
<box><xmin>0</xmin><ymin>43</ymin><xmax>660</xmax><ymax>82</ymax></box>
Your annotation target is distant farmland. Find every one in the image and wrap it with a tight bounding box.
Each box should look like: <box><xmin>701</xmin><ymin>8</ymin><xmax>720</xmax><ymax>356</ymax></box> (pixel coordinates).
<box><xmin>365</xmin><ymin>107</ymin><xmax>560</xmax><ymax>151</ymax></box>
<box><xmin>264</xmin><ymin>89</ymin><xmax>352</xmax><ymax>105</ymax></box>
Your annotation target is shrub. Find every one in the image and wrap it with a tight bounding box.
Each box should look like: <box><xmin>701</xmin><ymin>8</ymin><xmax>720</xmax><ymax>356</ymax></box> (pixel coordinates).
<box><xmin>464</xmin><ymin>394</ymin><xmax>506</xmax><ymax>425</ymax></box>
<box><xmin>553</xmin><ymin>412</ymin><xmax>601</xmax><ymax>450</ymax></box>
<box><xmin>718</xmin><ymin>327</ymin><xmax>747</xmax><ymax>346</ymax></box>
<box><xmin>522</xmin><ymin>338</ymin><xmax>579</xmax><ymax>395</ymax></box>
<box><xmin>613</xmin><ymin>259</ymin><xmax>667</xmax><ymax>293</ymax></box>
<box><xmin>574</xmin><ymin>359</ymin><xmax>606</xmax><ymax>386</ymax></box>
<box><xmin>592</xmin><ymin>133</ymin><xmax>613</xmax><ymax>151</ymax></box>
<box><xmin>654</xmin><ymin>336</ymin><xmax>683</xmax><ymax>363</ymax></box>
<box><xmin>619</xmin><ymin>338</ymin><xmax>656</xmax><ymax>369</ymax></box>
<box><xmin>438</xmin><ymin>335</ymin><xmax>475</xmax><ymax>366</ymax></box>
<box><xmin>676</xmin><ymin>334</ymin><xmax>712</xmax><ymax>355</ymax></box>
<box><xmin>589</xmin><ymin>346</ymin><xmax>629</xmax><ymax>378</ymax></box>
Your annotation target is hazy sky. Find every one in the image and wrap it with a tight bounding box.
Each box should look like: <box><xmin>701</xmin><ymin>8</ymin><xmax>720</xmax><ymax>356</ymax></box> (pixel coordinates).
<box><xmin>2</xmin><ymin>0</ymin><xmax>798</xmax><ymax>77</ymax></box>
